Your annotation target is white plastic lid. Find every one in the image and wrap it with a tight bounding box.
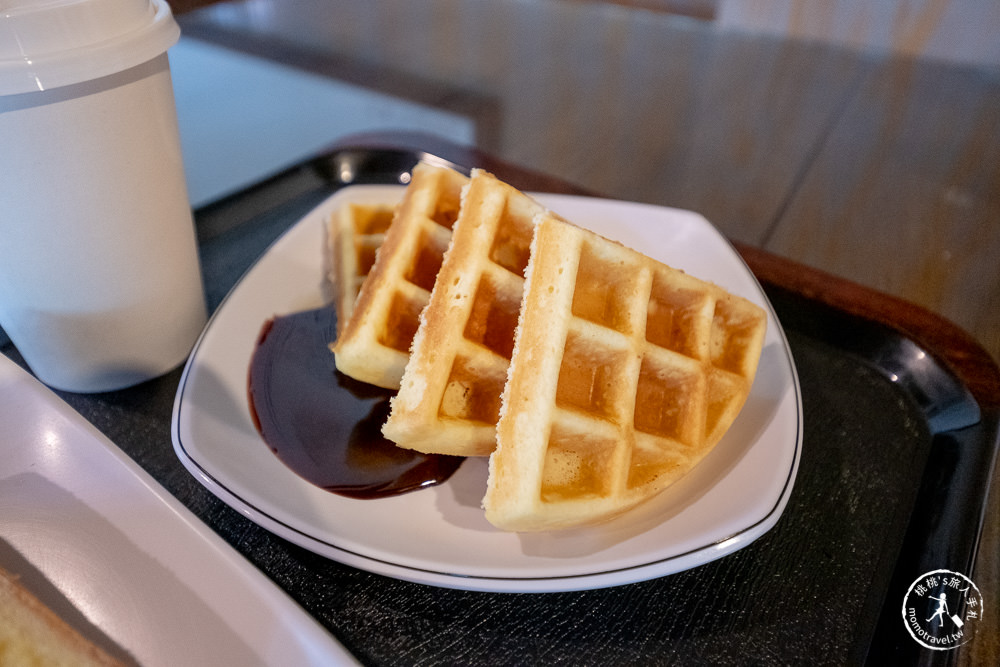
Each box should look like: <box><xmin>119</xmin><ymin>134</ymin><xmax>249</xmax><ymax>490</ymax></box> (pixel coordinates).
<box><xmin>0</xmin><ymin>0</ymin><xmax>180</xmax><ymax>95</ymax></box>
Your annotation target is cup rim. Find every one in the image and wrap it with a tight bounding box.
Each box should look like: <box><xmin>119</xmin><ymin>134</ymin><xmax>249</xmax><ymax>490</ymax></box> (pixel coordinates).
<box><xmin>0</xmin><ymin>0</ymin><xmax>180</xmax><ymax>95</ymax></box>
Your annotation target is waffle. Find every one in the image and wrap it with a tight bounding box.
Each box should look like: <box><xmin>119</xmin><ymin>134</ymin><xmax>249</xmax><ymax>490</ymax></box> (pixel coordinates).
<box><xmin>331</xmin><ymin>163</ymin><xmax>469</xmax><ymax>389</ymax></box>
<box><xmin>382</xmin><ymin>169</ymin><xmax>547</xmax><ymax>456</ymax></box>
<box><xmin>483</xmin><ymin>213</ymin><xmax>767</xmax><ymax>531</ymax></box>
<box><xmin>328</xmin><ymin>201</ymin><xmax>395</xmax><ymax>338</ymax></box>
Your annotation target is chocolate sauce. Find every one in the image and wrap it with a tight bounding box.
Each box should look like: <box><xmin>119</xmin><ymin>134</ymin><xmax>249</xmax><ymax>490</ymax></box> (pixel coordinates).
<box><xmin>248</xmin><ymin>306</ymin><xmax>462</xmax><ymax>499</ymax></box>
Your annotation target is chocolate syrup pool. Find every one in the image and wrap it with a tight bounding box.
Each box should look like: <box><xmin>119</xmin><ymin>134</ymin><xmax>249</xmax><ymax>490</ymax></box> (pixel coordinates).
<box><xmin>248</xmin><ymin>307</ymin><xmax>462</xmax><ymax>499</ymax></box>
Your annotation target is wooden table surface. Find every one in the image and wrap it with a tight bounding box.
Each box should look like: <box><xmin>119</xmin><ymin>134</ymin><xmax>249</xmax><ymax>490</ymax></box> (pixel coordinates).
<box><xmin>169</xmin><ymin>2</ymin><xmax>999</xmax><ymax>663</ymax></box>
<box><xmin>173</xmin><ymin>0</ymin><xmax>999</xmax><ymax>367</ymax></box>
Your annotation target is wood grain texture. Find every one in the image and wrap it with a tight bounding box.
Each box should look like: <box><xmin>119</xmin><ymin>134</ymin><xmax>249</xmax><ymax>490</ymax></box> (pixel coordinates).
<box><xmin>178</xmin><ymin>1</ymin><xmax>997</xmax><ymax>364</ymax></box>
<box><xmin>177</xmin><ymin>1</ymin><xmax>865</xmax><ymax>247</ymax></box>
<box><xmin>766</xmin><ymin>56</ymin><xmax>1000</xmax><ymax>367</ymax></box>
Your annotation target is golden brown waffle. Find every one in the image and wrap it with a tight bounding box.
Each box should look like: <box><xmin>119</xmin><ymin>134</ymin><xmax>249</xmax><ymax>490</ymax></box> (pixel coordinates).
<box><xmin>331</xmin><ymin>163</ymin><xmax>468</xmax><ymax>389</ymax></box>
<box><xmin>328</xmin><ymin>201</ymin><xmax>395</xmax><ymax>338</ymax></box>
<box><xmin>483</xmin><ymin>213</ymin><xmax>767</xmax><ymax>531</ymax></box>
<box><xmin>382</xmin><ymin>169</ymin><xmax>547</xmax><ymax>456</ymax></box>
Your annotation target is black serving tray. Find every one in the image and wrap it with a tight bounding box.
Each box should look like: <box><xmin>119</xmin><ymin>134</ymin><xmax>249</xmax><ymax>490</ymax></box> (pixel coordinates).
<box><xmin>3</xmin><ymin>141</ymin><xmax>997</xmax><ymax>666</ymax></box>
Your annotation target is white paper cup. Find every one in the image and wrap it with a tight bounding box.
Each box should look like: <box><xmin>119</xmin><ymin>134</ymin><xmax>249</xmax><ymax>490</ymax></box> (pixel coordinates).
<box><xmin>0</xmin><ymin>0</ymin><xmax>207</xmax><ymax>392</ymax></box>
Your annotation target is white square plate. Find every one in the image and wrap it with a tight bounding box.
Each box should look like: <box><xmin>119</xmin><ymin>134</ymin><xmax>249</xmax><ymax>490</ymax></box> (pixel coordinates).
<box><xmin>172</xmin><ymin>186</ymin><xmax>802</xmax><ymax>592</ymax></box>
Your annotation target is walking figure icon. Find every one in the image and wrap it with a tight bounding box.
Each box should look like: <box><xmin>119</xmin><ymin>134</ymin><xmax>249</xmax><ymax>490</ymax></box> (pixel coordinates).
<box><xmin>926</xmin><ymin>592</ymin><xmax>964</xmax><ymax>628</ymax></box>
<box><xmin>926</xmin><ymin>594</ymin><xmax>949</xmax><ymax>624</ymax></box>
